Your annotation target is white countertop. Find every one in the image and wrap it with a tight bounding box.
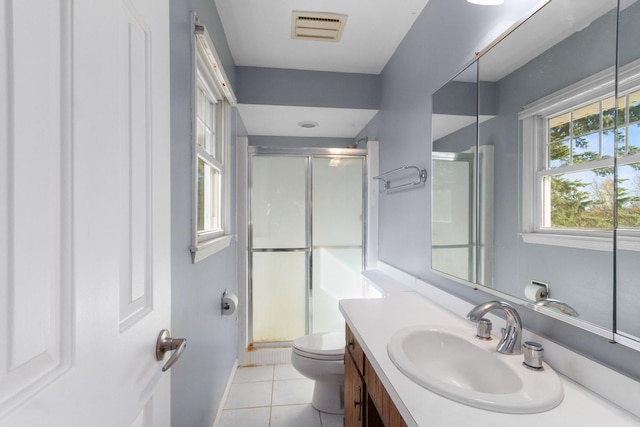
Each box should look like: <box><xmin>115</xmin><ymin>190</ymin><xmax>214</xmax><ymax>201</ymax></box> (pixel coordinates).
<box><xmin>340</xmin><ymin>291</ymin><xmax>640</xmax><ymax>427</ymax></box>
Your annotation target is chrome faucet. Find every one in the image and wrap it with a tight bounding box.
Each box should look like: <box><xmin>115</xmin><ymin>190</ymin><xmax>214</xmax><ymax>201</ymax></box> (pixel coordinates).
<box><xmin>467</xmin><ymin>301</ymin><xmax>522</xmax><ymax>355</ymax></box>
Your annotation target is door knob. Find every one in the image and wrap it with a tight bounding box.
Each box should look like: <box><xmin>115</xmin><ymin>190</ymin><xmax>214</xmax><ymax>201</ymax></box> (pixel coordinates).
<box><xmin>156</xmin><ymin>329</ymin><xmax>187</xmax><ymax>372</ymax></box>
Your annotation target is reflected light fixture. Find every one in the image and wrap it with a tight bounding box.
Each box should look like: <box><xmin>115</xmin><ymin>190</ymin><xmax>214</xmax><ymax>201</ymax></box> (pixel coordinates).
<box><xmin>467</xmin><ymin>0</ymin><xmax>504</xmax><ymax>5</ymax></box>
<box><xmin>328</xmin><ymin>158</ymin><xmax>342</xmax><ymax>167</ymax></box>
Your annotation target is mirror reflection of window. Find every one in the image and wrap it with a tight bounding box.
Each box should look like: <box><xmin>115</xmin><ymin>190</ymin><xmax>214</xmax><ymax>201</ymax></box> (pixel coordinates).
<box><xmin>541</xmin><ymin>88</ymin><xmax>640</xmax><ymax>230</ymax></box>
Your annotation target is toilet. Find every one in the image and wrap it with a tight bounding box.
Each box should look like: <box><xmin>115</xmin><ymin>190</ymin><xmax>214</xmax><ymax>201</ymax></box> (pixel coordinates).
<box><xmin>291</xmin><ymin>332</ymin><xmax>345</xmax><ymax>414</ymax></box>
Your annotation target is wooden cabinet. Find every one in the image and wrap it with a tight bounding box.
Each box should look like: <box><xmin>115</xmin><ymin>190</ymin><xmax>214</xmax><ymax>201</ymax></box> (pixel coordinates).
<box><xmin>345</xmin><ymin>324</ymin><xmax>408</xmax><ymax>427</ymax></box>
<box><xmin>345</xmin><ymin>348</ymin><xmax>365</xmax><ymax>426</ymax></box>
<box><xmin>365</xmin><ymin>357</ymin><xmax>408</xmax><ymax>427</ymax></box>
<box><xmin>346</xmin><ymin>322</ymin><xmax>364</xmax><ymax>373</ymax></box>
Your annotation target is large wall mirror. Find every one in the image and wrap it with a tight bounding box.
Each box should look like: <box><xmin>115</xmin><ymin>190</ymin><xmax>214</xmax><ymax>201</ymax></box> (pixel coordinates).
<box><xmin>431</xmin><ymin>0</ymin><xmax>640</xmax><ymax>347</ymax></box>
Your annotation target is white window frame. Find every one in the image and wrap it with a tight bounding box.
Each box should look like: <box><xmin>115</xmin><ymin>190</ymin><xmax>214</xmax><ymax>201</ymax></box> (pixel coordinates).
<box><xmin>190</xmin><ymin>17</ymin><xmax>237</xmax><ymax>263</ymax></box>
<box><xmin>520</xmin><ymin>59</ymin><xmax>640</xmax><ymax>251</ymax></box>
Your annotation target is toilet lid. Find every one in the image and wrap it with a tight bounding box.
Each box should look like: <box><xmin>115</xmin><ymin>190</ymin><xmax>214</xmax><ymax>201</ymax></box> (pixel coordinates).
<box><xmin>292</xmin><ymin>332</ymin><xmax>345</xmax><ymax>357</ymax></box>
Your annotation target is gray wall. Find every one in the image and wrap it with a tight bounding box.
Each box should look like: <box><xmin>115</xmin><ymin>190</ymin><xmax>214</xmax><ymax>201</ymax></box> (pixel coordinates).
<box><xmin>237</xmin><ymin>67</ymin><xmax>380</xmax><ymax>109</ymax></box>
<box><xmin>372</xmin><ymin>0</ymin><xmax>530</xmax><ymax>277</ymax></box>
<box><xmin>170</xmin><ymin>1</ymin><xmax>243</xmax><ymax>426</ymax></box>
<box><xmin>362</xmin><ymin>0</ymin><xmax>640</xmax><ymax>380</ymax></box>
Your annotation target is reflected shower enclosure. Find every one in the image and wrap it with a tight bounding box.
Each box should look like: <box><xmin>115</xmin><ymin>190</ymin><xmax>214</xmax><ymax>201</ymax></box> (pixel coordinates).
<box><xmin>249</xmin><ymin>148</ymin><xmax>368</xmax><ymax>344</ymax></box>
<box><xmin>431</xmin><ymin>152</ymin><xmax>476</xmax><ymax>282</ymax></box>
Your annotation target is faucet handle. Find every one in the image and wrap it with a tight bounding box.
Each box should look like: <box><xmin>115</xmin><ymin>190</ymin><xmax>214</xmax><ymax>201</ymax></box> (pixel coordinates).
<box><xmin>476</xmin><ymin>318</ymin><xmax>492</xmax><ymax>340</ymax></box>
<box><xmin>522</xmin><ymin>341</ymin><xmax>544</xmax><ymax>370</ymax></box>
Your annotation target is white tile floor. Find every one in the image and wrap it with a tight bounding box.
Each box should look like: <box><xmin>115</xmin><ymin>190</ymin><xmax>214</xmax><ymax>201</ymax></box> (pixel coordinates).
<box><xmin>217</xmin><ymin>364</ymin><xmax>344</xmax><ymax>427</ymax></box>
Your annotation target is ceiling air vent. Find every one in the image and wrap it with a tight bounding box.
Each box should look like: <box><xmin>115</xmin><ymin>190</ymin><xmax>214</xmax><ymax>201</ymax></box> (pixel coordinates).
<box><xmin>291</xmin><ymin>11</ymin><xmax>347</xmax><ymax>42</ymax></box>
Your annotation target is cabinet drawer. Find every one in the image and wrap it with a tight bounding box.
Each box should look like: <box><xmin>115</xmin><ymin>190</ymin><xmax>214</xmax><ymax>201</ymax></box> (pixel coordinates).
<box><xmin>346</xmin><ymin>324</ymin><xmax>365</xmax><ymax>374</ymax></box>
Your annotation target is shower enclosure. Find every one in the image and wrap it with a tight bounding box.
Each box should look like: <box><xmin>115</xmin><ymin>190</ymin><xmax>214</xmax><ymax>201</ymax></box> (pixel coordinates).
<box><xmin>248</xmin><ymin>147</ymin><xmax>367</xmax><ymax>344</ymax></box>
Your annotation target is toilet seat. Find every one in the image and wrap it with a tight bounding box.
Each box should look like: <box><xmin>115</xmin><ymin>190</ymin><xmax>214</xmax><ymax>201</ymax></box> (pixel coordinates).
<box><xmin>292</xmin><ymin>332</ymin><xmax>345</xmax><ymax>361</ymax></box>
<box><xmin>292</xmin><ymin>347</ymin><xmax>344</xmax><ymax>361</ymax></box>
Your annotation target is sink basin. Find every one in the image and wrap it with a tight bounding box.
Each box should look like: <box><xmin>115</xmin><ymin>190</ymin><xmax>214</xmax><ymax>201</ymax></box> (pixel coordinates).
<box><xmin>387</xmin><ymin>325</ymin><xmax>563</xmax><ymax>414</ymax></box>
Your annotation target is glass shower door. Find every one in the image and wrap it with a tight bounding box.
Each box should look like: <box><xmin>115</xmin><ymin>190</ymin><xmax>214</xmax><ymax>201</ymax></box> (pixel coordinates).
<box><xmin>250</xmin><ymin>155</ymin><xmax>309</xmax><ymax>343</ymax></box>
<box><xmin>311</xmin><ymin>157</ymin><xmax>364</xmax><ymax>333</ymax></box>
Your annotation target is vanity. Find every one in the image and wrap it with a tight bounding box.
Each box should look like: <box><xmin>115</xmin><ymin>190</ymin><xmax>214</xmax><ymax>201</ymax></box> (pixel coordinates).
<box><xmin>344</xmin><ymin>322</ymin><xmax>407</xmax><ymax>427</ymax></box>
<box><xmin>340</xmin><ymin>282</ymin><xmax>640</xmax><ymax>427</ymax></box>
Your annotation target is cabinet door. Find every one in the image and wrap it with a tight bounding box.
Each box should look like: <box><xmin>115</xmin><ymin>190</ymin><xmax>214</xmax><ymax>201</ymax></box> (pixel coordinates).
<box><xmin>344</xmin><ymin>353</ymin><xmax>364</xmax><ymax>427</ymax></box>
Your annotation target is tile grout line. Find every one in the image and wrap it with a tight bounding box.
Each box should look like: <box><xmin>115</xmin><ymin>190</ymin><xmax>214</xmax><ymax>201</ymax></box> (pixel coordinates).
<box><xmin>268</xmin><ymin>365</ymin><xmax>272</xmax><ymax>425</ymax></box>
<box><xmin>268</xmin><ymin>370</ymin><xmax>274</xmax><ymax>427</ymax></box>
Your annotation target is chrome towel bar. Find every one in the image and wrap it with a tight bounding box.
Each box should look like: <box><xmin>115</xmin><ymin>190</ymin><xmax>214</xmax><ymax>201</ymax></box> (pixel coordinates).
<box><xmin>373</xmin><ymin>165</ymin><xmax>427</xmax><ymax>192</ymax></box>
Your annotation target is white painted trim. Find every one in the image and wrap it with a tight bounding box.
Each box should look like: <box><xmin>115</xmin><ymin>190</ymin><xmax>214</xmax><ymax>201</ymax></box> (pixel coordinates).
<box><xmin>190</xmin><ymin>13</ymin><xmax>234</xmax><ymax>264</ymax></box>
<box><xmin>521</xmin><ymin>115</ymin><xmax>543</xmax><ymax>234</ymax></box>
<box><xmin>520</xmin><ymin>231</ymin><xmax>613</xmax><ymax>251</ymax></box>
<box><xmin>366</xmin><ymin>140</ymin><xmax>379</xmax><ymax>269</ymax></box>
<box><xmin>194</xmin><ymin>21</ymin><xmax>236</xmax><ymax>106</ymax></box>
<box><xmin>236</xmin><ymin>137</ymin><xmax>250</xmax><ymax>363</ymax></box>
<box><xmin>191</xmin><ymin>235</ymin><xmax>233</xmax><ymax>263</ymax></box>
<box><xmin>478</xmin><ymin>145</ymin><xmax>494</xmax><ymax>285</ymax></box>
<box><xmin>239</xmin><ymin>347</ymin><xmax>292</xmax><ymax>366</ymax></box>
<box><xmin>211</xmin><ymin>359</ymin><xmax>238</xmax><ymax>427</ymax></box>
<box><xmin>522</xmin><ymin>230</ymin><xmax>640</xmax><ymax>252</ymax></box>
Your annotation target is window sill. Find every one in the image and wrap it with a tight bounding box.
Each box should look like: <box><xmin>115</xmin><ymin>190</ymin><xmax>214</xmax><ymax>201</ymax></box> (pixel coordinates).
<box><xmin>190</xmin><ymin>235</ymin><xmax>233</xmax><ymax>263</ymax></box>
<box><xmin>521</xmin><ymin>232</ymin><xmax>640</xmax><ymax>251</ymax></box>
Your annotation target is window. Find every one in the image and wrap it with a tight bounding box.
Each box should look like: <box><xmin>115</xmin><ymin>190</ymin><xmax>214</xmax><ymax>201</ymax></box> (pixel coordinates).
<box><xmin>520</xmin><ymin>61</ymin><xmax>640</xmax><ymax>249</ymax></box>
<box><xmin>196</xmin><ymin>80</ymin><xmax>223</xmax><ymax>237</ymax></box>
<box><xmin>190</xmin><ymin>21</ymin><xmax>236</xmax><ymax>262</ymax></box>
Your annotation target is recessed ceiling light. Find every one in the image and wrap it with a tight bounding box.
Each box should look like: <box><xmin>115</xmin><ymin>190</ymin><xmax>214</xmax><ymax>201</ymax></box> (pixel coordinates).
<box><xmin>467</xmin><ymin>0</ymin><xmax>504</xmax><ymax>5</ymax></box>
<box><xmin>298</xmin><ymin>121</ymin><xmax>319</xmax><ymax>128</ymax></box>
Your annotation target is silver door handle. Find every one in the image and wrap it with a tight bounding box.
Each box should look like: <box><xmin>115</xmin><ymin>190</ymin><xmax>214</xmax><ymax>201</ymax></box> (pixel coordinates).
<box><xmin>156</xmin><ymin>329</ymin><xmax>187</xmax><ymax>372</ymax></box>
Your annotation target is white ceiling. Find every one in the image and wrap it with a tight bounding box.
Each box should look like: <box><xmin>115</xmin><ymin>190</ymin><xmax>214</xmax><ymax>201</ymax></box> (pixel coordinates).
<box><xmin>215</xmin><ymin>0</ymin><xmax>431</xmax><ymax>75</ymax></box>
<box><xmin>237</xmin><ymin>105</ymin><xmax>378</xmax><ymax>138</ymax></box>
<box><xmin>215</xmin><ymin>0</ymin><xmax>431</xmax><ymax>139</ymax></box>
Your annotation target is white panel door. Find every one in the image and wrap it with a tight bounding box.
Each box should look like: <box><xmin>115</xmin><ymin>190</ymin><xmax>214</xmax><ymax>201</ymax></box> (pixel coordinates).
<box><xmin>0</xmin><ymin>0</ymin><xmax>172</xmax><ymax>425</ymax></box>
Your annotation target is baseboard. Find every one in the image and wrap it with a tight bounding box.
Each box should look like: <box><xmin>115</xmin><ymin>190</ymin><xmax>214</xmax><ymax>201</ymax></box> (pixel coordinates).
<box><xmin>211</xmin><ymin>359</ymin><xmax>238</xmax><ymax>427</ymax></box>
<box><xmin>239</xmin><ymin>346</ymin><xmax>292</xmax><ymax>366</ymax></box>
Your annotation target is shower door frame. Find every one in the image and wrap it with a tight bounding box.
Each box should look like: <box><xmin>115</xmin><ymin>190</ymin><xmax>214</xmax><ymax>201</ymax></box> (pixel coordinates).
<box><xmin>247</xmin><ymin>146</ymin><xmax>368</xmax><ymax>346</ymax></box>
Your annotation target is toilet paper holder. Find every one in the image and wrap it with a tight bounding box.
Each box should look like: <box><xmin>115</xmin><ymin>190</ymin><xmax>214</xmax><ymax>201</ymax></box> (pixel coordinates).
<box><xmin>221</xmin><ymin>289</ymin><xmax>238</xmax><ymax>316</ymax></box>
<box><xmin>530</xmin><ymin>280</ymin><xmax>549</xmax><ymax>299</ymax></box>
